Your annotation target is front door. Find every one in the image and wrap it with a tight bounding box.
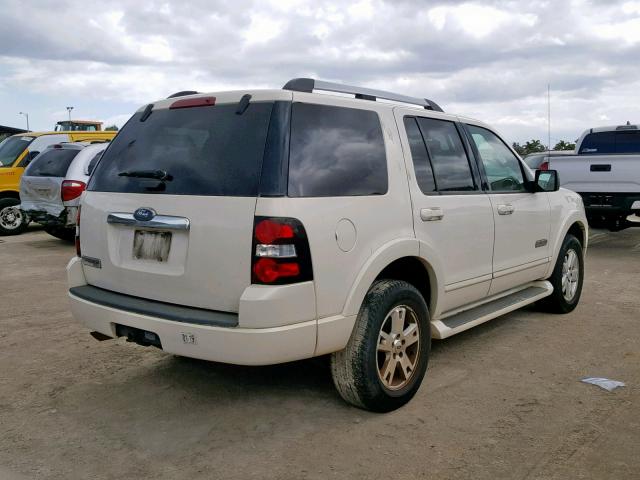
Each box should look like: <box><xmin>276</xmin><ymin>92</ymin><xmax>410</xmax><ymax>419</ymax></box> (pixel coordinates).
<box><xmin>464</xmin><ymin>123</ymin><xmax>551</xmax><ymax>295</ymax></box>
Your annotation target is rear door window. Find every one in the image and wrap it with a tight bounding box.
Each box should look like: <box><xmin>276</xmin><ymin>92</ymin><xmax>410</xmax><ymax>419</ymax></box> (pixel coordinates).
<box><xmin>25</xmin><ymin>149</ymin><xmax>80</xmax><ymax>177</ymax></box>
<box><xmin>416</xmin><ymin>118</ymin><xmax>475</xmax><ymax>192</ymax></box>
<box><xmin>403</xmin><ymin>117</ymin><xmax>437</xmax><ymax>194</ymax></box>
<box><xmin>288</xmin><ymin>103</ymin><xmax>387</xmax><ymax>197</ymax></box>
<box><xmin>89</xmin><ymin>102</ymin><xmax>274</xmax><ymax>196</ymax></box>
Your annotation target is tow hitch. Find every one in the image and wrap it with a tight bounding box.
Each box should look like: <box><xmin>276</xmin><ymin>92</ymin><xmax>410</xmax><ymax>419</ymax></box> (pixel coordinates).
<box><xmin>115</xmin><ymin>324</ymin><xmax>163</xmax><ymax>349</ymax></box>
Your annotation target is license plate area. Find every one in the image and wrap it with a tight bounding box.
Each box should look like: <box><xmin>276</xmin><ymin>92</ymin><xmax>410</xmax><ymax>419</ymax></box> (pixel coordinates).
<box><xmin>133</xmin><ymin>230</ymin><xmax>172</xmax><ymax>262</ymax></box>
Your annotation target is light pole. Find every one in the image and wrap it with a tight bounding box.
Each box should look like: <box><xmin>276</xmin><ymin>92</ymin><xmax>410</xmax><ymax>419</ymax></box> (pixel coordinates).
<box><xmin>19</xmin><ymin>112</ymin><xmax>29</xmax><ymax>131</ymax></box>
<box><xmin>66</xmin><ymin>106</ymin><xmax>74</xmax><ymax>122</ymax></box>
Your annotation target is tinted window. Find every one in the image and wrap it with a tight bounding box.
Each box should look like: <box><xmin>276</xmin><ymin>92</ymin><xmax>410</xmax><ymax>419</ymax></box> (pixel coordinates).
<box><xmin>87</xmin><ymin>151</ymin><xmax>103</xmax><ymax>175</ymax></box>
<box><xmin>90</xmin><ymin>102</ymin><xmax>274</xmax><ymax>196</ymax></box>
<box><xmin>0</xmin><ymin>136</ymin><xmax>34</xmax><ymax>167</ymax></box>
<box><xmin>25</xmin><ymin>149</ymin><xmax>80</xmax><ymax>177</ymax></box>
<box><xmin>615</xmin><ymin>131</ymin><xmax>640</xmax><ymax>153</ymax></box>
<box><xmin>288</xmin><ymin>103</ymin><xmax>387</xmax><ymax>197</ymax></box>
<box><xmin>416</xmin><ymin>118</ymin><xmax>475</xmax><ymax>192</ymax></box>
<box><xmin>579</xmin><ymin>132</ymin><xmax>615</xmax><ymax>154</ymax></box>
<box><xmin>403</xmin><ymin>117</ymin><xmax>436</xmax><ymax>193</ymax></box>
<box><xmin>467</xmin><ymin>125</ymin><xmax>525</xmax><ymax>192</ymax></box>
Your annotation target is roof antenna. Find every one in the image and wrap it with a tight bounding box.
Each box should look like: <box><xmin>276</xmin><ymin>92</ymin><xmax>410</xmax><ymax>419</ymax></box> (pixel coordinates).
<box><xmin>547</xmin><ymin>84</ymin><xmax>551</xmax><ymax>154</ymax></box>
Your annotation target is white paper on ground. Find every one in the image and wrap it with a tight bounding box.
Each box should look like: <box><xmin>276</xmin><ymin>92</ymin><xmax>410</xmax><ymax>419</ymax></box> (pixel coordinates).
<box><xmin>581</xmin><ymin>377</ymin><xmax>626</xmax><ymax>392</ymax></box>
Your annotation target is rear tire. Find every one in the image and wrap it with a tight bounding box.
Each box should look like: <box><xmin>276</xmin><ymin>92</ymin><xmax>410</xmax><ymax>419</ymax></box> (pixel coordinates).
<box><xmin>44</xmin><ymin>226</ymin><xmax>75</xmax><ymax>242</ymax></box>
<box><xmin>330</xmin><ymin>280</ymin><xmax>430</xmax><ymax>412</ymax></box>
<box><xmin>0</xmin><ymin>198</ymin><xmax>29</xmax><ymax>236</ymax></box>
<box><xmin>538</xmin><ymin>234</ymin><xmax>584</xmax><ymax>313</ymax></box>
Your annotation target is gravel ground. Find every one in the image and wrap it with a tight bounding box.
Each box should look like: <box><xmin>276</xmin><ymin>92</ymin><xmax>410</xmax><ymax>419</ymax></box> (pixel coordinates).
<box><xmin>1</xmin><ymin>226</ymin><xmax>638</xmax><ymax>479</ymax></box>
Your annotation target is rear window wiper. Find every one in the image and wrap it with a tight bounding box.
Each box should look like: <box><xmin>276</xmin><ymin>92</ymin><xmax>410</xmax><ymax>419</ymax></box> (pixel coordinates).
<box><xmin>118</xmin><ymin>169</ymin><xmax>173</xmax><ymax>181</ymax></box>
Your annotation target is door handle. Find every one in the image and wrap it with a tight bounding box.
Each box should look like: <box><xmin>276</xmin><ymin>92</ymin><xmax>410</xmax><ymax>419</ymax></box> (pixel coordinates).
<box><xmin>497</xmin><ymin>204</ymin><xmax>515</xmax><ymax>215</ymax></box>
<box><xmin>420</xmin><ymin>207</ymin><xmax>444</xmax><ymax>221</ymax></box>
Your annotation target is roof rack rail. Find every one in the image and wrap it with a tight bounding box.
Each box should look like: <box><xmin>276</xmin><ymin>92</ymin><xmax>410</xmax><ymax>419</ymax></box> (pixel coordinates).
<box><xmin>167</xmin><ymin>91</ymin><xmax>199</xmax><ymax>99</ymax></box>
<box><xmin>283</xmin><ymin>78</ymin><xmax>444</xmax><ymax>112</ymax></box>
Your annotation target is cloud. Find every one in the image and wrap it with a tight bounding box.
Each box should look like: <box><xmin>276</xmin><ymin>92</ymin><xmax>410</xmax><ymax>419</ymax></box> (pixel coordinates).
<box><xmin>1</xmin><ymin>0</ymin><xmax>639</xmax><ymax>142</ymax></box>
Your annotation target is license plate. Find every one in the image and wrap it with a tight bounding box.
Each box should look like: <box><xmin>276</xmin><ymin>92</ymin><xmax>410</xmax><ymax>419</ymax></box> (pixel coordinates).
<box><xmin>133</xmin><ymin>230</ymin><xmax>172</xmax><ymax>262</ymax></box>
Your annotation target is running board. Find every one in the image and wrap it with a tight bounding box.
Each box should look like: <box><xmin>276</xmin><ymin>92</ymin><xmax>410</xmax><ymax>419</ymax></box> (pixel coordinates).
<box><xmin>431</xmin><ymin>281</ymin><xmax>553</xmax><ymax>339</ymax></box>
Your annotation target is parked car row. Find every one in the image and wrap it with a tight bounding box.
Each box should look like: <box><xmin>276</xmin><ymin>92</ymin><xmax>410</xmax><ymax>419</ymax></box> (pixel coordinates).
<box><xmin>0</xmin><ymin>129</ymin><xmax>115</xmax><ymax>235</ymax></box>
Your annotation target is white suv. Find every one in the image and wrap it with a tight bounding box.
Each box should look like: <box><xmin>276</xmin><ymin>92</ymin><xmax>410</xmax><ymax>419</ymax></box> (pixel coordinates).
<box><xmin>67</xmin><ymin>79</ymin><xmax>587</xmax><ymax>412</ymax></box>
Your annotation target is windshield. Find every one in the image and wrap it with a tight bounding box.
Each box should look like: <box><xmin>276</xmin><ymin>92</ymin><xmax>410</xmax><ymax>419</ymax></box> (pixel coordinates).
<box><xmin>89</xmin><ymin>102</ymin><xmax>274</xmax><ymax>196</ymax></box>
<box><xmin>0</xmin><ymin>136</ymin><xmax>35</xmax><ymax>167</ymax></box>
<box><xmin>55</xmin><ymin>122</ymin><xmax>98</xmax><ymax>132</ymax></box>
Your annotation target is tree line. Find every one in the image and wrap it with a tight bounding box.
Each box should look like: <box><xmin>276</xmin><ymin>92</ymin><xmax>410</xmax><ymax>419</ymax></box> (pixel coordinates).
<box><xmin>512</xmin><ymin>139</ymin><xmax>575</xmax><ymax>156</ymax></box>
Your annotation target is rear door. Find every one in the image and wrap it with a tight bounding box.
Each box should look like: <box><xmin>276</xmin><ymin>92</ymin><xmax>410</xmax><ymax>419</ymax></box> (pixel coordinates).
<box><xmin>395</xmin><ymin>109</ymin><xmax>495</xmax><ymax>314</ymax></box>
<box><xmin>464</xmin><ymin>124</ymin><xmax>551</xmax><ymax>295</ymax></box>
<box><xmin>82</xmin><ymin>92</ymin><xmax>284</xmax><ymax>312</ymax></box>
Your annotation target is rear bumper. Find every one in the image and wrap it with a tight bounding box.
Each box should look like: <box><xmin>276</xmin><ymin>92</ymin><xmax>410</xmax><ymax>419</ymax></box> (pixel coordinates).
<box><xmin>580</xmin><ymin>192</ymin><xmax>640</xmax><ymax>215</ymax></box>
<box><xmin>66</xmin><ymin>256</ymin><xmax>329</xmax><ymax>365</ymax></box>
<box><xmin>21</xmin><ymin>207</ymin><xmax>75</xmax><ymax>227</ymax></box>
<box><xmin>69</xmin><ymin>292</ymin><xmax>317</xmax><ymax>365</ymax></box>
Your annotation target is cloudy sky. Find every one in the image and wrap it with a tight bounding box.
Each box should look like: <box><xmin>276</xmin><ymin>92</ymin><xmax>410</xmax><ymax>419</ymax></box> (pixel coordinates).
<box><xmin>1</xmin><ymin>0</ymin><xmax>639</xmax><ymax>145</ymax></box>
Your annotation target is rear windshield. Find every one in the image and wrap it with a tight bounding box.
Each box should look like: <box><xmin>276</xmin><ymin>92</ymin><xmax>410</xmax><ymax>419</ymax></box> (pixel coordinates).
<box><xmin>24</xmin><ymin>149</ymin><xmax>80</xmax><ymax>177</ymax></box>
<box><xmin>0</xmin><ymin>136</ymin><xmax>34</xmax><ymax>167</ymax></box>
<box><xmin>89</xmin><ymin>102</ymin><xmax>274</xmax><ymax>196</ymax></box>
<box><xmin>579</xmin><ymin>131</ymin><xmax>640</xmax><ymax>154</ymax></box>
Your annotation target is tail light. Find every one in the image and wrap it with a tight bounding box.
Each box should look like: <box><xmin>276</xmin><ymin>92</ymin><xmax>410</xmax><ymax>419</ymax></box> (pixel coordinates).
<box><xmin>75</xmin><ymin>205</ymin><xmax>81</xmax><ymax>257</ymax></box>
<box><xmin>540</xmin><ymin>161</ymin><xmax>549</xmax><ymax>171</ymax></box>
<box><xmin>61</xmin><ymin>180</ymin><xmax>86</xmax><ymax>201</ymax></box>
<box><xmin>251</xmin><ymin>217</ymin><xmax>313</xmax><ymax>285</ymax></box>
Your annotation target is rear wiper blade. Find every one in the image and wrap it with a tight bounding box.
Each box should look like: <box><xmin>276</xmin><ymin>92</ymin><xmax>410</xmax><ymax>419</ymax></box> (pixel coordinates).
<box><xmin>118</xmin><ymin>169</ymin><xmax>173</xmax><ymax>181</ymax></box>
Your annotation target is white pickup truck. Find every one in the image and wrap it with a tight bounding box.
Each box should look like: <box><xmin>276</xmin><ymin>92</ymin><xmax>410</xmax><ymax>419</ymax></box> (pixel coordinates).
<box><xmin>550</xmin><ymin>123</ymin><xmax>640</xmax><ymax>230</ymax></box>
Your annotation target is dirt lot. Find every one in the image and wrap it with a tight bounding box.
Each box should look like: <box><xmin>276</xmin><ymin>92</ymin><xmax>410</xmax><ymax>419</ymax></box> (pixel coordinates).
<box><xmin>0</xmin><ymin>226</ymin><xmax>638</xmax><ymax>480</ymax></box>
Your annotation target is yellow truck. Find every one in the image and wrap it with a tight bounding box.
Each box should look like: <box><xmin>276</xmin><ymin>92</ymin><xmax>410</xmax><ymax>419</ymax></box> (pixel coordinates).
<box><xmin>0</xmin><ymin>130</ymin><xmax>116</xmax><ymax>235</ymax></box>
<box><xmin>54</xmin><ymin>120</ymin><xmax>104</xmax><ymax>131</ymax></box>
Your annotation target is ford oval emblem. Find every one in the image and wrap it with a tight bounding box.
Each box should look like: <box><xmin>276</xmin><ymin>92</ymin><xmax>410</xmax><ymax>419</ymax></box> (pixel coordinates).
<box><xmin>134</xmin><ymin>207</ymin><xmax>156</xmax><ymax>222</ymax></box>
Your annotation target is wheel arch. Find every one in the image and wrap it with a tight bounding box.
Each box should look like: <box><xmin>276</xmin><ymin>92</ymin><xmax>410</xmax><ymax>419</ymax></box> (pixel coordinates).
<box><xmin>547</xmin><ymin>216</ymin><xmax>588</xmax><ymax>277</ymax></box>
<box><xmin>342</xmin><ymin>238</ymin><xmax>440</xmax><ymax>318</ymax></box>
<box><xmin>567</xmin><ymin>221</ymin><xmax>587</xmax><ymax>250</ymax></box>
<box><xmin>0</xmin><ymin>190</ymin><xmax>20</xmax><ymax>200</ymax></box>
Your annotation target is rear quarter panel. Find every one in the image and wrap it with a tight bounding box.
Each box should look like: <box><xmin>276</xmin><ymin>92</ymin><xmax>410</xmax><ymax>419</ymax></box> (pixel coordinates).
<box><xmin>256</xmin><ymin>95</ymin><xmax>415</xmax><ymax>319</ymax></box>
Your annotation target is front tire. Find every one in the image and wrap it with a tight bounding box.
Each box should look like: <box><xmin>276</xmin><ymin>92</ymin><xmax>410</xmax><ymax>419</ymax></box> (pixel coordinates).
<box><xmin>0</xmin><ymin>198</ymin><xmax>29</xmax><ymax>236</ymax></box>
<box><xmin>539</xmin><ymin>234</ymin><xmax>584</xmax><ymax>313</ymax></box>
<box><xmin>330</xmin><ymin>280</ymin><xmax>430</xmax><ymax>412</ymax></box>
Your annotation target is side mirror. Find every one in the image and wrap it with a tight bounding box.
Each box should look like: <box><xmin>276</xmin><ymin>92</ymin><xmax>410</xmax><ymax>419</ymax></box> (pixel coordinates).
<box><xmin>535</xmin><ymin>169</ymin><xmax>559</xmax><ymax>192</ymax></box>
